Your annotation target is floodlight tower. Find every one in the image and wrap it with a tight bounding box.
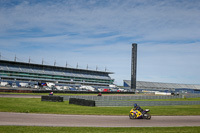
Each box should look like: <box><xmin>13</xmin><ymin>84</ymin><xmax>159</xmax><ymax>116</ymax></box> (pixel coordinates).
<box><xmin>131</xmin><ymin>43</ymin><xmax>137</xmax><ymax>92</ymax></box>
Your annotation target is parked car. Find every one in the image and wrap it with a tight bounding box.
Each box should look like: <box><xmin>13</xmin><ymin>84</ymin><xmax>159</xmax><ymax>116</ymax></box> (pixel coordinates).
<box><xmin>12</xmin><ymin>83</ymin><xmax>18</xmax><ymax>88</ymax></box>
<box><xmin>43</xmin><ymin>86</ymin><xmax>51</xmax><ymax>90</ymax></box>
<box><xmin>69</xmin><ymin>88</ymin><xmax>77</xmax><ymax>91</ymax></box>
<box><xmin>102</xmin><ymin>88</ymin><xmax>111</xmax><ymax>92</ymax></box>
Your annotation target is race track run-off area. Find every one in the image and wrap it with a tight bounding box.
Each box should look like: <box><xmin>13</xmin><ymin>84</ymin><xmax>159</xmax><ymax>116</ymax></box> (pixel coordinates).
<box><xmin>0</xmin><ymin>112</ymin><xmax>200</xmax><ymax>127</ymax></box>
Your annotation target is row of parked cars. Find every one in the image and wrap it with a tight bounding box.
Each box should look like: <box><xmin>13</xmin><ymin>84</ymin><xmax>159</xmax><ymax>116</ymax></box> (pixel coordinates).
<box><xmin>0</xmin><ymin>81</ymin><xmax>39</xmax><ymax>89</ymax></box>
<box><xmin>43</xmin><ymin>85</ymin><xmax>132</xmax><ymax>92</ymax></box>
<box><xmin>0</xmin><ymin>81</ymin><xmax>132</xmax><ymax>92</ymax></box>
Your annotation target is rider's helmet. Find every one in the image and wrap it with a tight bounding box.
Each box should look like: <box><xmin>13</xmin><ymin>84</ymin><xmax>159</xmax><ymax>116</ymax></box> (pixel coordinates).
<box><xmin>134</xmin><ymin>103</ymin><xmax>137</xmax><ymax>108</ymax></box>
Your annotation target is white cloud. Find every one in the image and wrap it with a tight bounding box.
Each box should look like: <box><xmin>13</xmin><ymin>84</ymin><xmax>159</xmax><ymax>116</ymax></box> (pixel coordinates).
<box><xmin>0</xmin><ymin>0</ymin><xmax>200</xmax><ymax>85</ymax></box>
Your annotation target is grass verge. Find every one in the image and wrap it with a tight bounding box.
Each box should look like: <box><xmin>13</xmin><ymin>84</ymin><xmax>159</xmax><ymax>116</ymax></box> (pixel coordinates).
<box><xmin>0</xmin><ymin>126</ymin><xmax>200</xmax><ymax>133</ymax></box>
<box><xmin>0</xmin><ymin>97</ymin><xmax>200</xmax><ymax>115</ymax></box>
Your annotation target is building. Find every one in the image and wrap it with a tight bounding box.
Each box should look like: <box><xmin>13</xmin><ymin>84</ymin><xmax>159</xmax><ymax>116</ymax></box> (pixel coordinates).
<box><xmin>124</xmin><ymin>80</ymin><xmax>200</xmax><ymax>93</ymax></box>
<box><xmin>0</xmin><ymin>59</ymin><xmax>114</xmax><ymax>87</ymax></box>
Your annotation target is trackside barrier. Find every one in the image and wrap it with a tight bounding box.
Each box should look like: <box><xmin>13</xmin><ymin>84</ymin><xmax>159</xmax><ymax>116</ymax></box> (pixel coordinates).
<box><xmin>69</xmin><ymin>98</ymin><xmax>95</xmax><ymax>106</ymax></box>
<box><xmin>184</xmin><ymin>94</ymin><xmax>200</xmax><ymax>98</ymax></box>
<box><xmin>63</xmin><ymin>94</ymin><xmax>200</xmax><ymax>101</ymax></box>
<box><xmin>64</xmin><ymin>94</ymin><xmax>200</xmax><ymax>106</ymax></box>
<box><xmin>95</xmin><ymin>101</ymin><xmax>200</xmax><ymax>107</ymax></box>
<box><xmin>41</xmin><ymin>96</ymin><xmax>63</xmax><ymax>102</ymax></box>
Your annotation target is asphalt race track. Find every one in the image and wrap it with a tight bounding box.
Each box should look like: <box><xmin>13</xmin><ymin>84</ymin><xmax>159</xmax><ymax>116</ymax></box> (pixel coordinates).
<box><xmin>0</xmin><ymin>112</ymin><xmax>200</xmax><ymax>127</ymax></box>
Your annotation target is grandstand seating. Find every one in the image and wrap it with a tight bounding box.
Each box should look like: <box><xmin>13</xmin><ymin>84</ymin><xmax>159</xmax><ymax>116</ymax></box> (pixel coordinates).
<box><xmin>0</xmin><ymin>64</ymin><xmax>110</xmax><ymax>79</ymax></box>
<box><xmin>0</xmin><ymin>60</ymin><xmax>114</xmax><ymax>86</ymax></box>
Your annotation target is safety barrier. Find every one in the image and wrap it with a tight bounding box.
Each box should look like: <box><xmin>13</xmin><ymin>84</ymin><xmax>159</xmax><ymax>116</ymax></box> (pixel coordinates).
<box><xmin>69</xmin><ymin>98</ymin><xmax>95</xmax><ymax>106</ymax></box>
<box><xmin>63</xmin><ymin>94</ymin><xmax>200</xmax><ymax>107</ymax></box>
<box><xmin>62</xmin><ymin>95</ymin><xmax>186</xmax><ymax>101</ymax></box>
<box><xmin>95</xmin><ymin>100</ymin><xmax>200</xmax><ymax>107</ymax></box>
<box><xmin>41</xmin><ymin>96</ymin><xmax>63</xmax><ymax>102</ymax></box>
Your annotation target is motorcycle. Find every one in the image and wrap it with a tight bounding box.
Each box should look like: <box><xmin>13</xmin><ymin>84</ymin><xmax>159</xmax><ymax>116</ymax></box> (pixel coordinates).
<box><xmin>129</xmin><ymin>108</ymin><xmax>151</xmax><ymax>120</ymax></box>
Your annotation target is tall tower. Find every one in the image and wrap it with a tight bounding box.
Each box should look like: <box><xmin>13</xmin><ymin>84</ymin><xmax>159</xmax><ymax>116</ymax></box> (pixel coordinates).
<box><xmin>131</xmin><ymin>43</ymin><xmax>137</xmax><ymax>92</ymax></box>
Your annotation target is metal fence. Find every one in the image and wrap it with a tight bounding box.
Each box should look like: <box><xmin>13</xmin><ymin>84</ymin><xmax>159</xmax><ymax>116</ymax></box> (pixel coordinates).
<box><xmin>95</xmin><ymin>100</ymin><xmax>200</xmax><ymax>106</ymax></box>
<box><xmin>62</xmin><ymin>94</ymin><xmax>200</xmax><ymax>101</ymax></box>
<box><xmin>62</xmin><ymin>94</ymin><xmax>200</xmax><ymax>106</ymax></box>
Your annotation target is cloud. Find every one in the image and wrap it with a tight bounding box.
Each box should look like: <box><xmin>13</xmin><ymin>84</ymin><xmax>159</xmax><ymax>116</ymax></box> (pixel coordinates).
<box><xmin>0</xmin><ymin>0</ymin><xmax>200</xmax><ymax>85</ymax></box>
<box><xmin>1</xmin><ymin>0</ymin><xmax>199</xmax><ymax>39</ymax></box>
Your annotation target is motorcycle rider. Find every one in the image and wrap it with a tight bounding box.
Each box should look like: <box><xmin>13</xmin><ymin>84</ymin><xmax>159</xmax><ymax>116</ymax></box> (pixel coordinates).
<box><xmin>133</xmin><ymin>103</ymin><xmax>143</xmax><ymax>113</ymax></box>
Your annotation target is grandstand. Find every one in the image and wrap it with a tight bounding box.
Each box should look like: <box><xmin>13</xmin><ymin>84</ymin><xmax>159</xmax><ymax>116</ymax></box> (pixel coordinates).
<box><xmin>0</xmin><ymin>59</ymin><xmax>114</xmax><ymax>87</ymax></box>
<box><xmin>124</xmin><ymin>80</ymin><xmax>200</xmax><ymax>92</ymax></box>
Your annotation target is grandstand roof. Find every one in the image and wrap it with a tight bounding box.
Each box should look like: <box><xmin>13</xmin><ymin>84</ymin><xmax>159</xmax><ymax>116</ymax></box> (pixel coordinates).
<box><xmin>124</xmin><ymin>80</ymin><xmax>200</xmax><ymax>90</ymax></box>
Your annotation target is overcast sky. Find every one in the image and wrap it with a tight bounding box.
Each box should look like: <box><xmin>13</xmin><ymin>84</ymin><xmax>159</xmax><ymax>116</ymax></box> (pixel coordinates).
<box><xmin>0</xmin><ymin>0</ymin><xmax>200</xmax><ymax>85</ymax></box>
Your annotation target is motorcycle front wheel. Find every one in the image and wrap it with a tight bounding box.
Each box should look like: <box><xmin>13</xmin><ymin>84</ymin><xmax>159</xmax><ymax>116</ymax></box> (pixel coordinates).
<box><xmin>145</xmin><ymin>113</ymin><xmax>151</xmax><ymax>120</ymax></box>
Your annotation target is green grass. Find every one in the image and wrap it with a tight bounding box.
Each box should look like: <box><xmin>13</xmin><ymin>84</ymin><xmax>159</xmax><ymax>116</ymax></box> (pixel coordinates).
<box><xmin>0</xmin><ymin>126</ymin><xmax>200</xmax><ymax>133</ymax></box>
<box><xmin>0</xmin><ymin>97</ymin><xmax>200</xmax><ymax>115</ymax></box>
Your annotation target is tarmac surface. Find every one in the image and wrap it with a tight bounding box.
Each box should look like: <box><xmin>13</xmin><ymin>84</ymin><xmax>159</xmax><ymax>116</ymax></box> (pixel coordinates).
<box><xmin>0</xmin><ymin>112</ymin><xmax>200</xmax><ymax>127</ymax></box>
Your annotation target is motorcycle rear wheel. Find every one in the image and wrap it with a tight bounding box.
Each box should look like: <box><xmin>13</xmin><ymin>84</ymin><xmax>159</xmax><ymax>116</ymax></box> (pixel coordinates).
<box><xmin>129</xmin><ymin>113</ymin><xmax>136</xmax><ymax>119</ymax></box>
